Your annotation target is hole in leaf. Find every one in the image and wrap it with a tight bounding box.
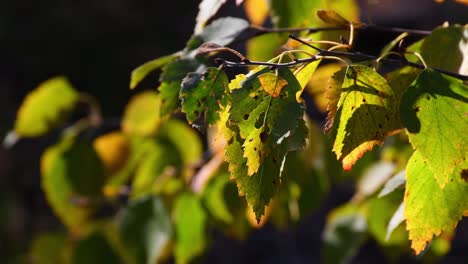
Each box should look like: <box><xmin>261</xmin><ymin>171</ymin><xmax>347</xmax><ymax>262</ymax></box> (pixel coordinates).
<box><xmin>260</xmin><ymin>131</ymin><xmax>268</xmax><ymax>143</ymax></box>
<box><xmin>414</xmin><ymin>106</ymin><xmax>419</xmax><ymax>113</ymax></box>
<box><xmin>362</xmin><ymin>98</ymin><xmax>367</xmax><ymax>103</ymax></box>
<box><xmin>243</xmin><ymin>114</ymin><xmax>249</xmax><ymax>120</ymax></box>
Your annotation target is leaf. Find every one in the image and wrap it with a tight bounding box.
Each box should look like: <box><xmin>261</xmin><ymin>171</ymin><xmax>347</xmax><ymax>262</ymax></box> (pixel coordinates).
<box><xmin>270</xmin><ymin>0</ymin><xmax>322</xmax><ymax>28</ymax></box>
<box><xmin>323</xmin><ymin>204</ymin><xmax>367</xmax><ymax>264</ymax></box>
<box><xmin>174</xmin><ymin>193</ymin><xmax>207</xmax><ymax>264</ymax></box>
<box><xmin>118</xmin><ymin>196</ymin><xmax>172</xmax><ymax>264</ymax></box>
<box><xmin>386</xmin><ymin>202</ymin><xmax>405</xmax><ymax>242</ymax></box>
<box><xmin>380</xmin><ymin>32</ymin><xmax>409</xmax><ymax>57</ymax></box>
<box><xmin>257</xmin><ymin>72</ymin><xmax>288</xmax><ymax>97</ymax></box>
<box><xmin>419</xmin><ymin>25</ymin><xmax>468</xmax><ymax>74</ymax></box>
<box><xmin>324</xmin><ymin>67</ymin><xmax>346</xmax><ymax>131</ymax></box>
<box><xmin>195</xmin><ymin>0</ymin><xmax>228</xmax><ymax>34</ymax></box>
<box><xmin>121</xmin><ymin>91</ymin><xmax>161</xmax><ymax>136</ymax></box>
<box><xmin>368</xmin><ymin>190</ymin><xmax>408</xmax><ymax>246</ymax></box>
<box><xmin>225</xmin><ymin>67</ymin><xmax>307</xmax><ymax>220</ymax></box>
<box><xmin>294</xmin><ymin>60</ymin><xmax>321</xmax><ymax>101</ymax></box>
<box><xmin>202</xmin><ymin>172</ymin><xmax>234</xmax><ymax>223</ymax></box>
<box><xmin>158</xmin><ymin>59</ymin><xmax>200</xmax><ymax>117</ymax></box>
<box><xmin>180</xmin><ymin>67</ymin><xmax>229</xmax><ymax>125</ymax></box>
<box><xmin>244</xmin><ymin>0</ymin><xmax>269</xmax><ymax>25</ymax></box>
<box><xmin>400</xmin><ymin>69</ymin><xmax>468</xmax><ymax>187</ymax></box>
<box><xmin>72</xmin><ymin>231</ymin><xmax>121</xmax><ymax>264</ymax></box>
<box><xmin>195</xmin><ymin>17</ymin><xmax>249</xmax><ymax>47</ymax></box>
<box><xmin>130</xmin><ymin>53</ymin><xmax>179</xmax><ymax>89</ymax></box>
<box><xmin>355</xmin><ymin>161</ymin><xmax>396</xmax><ymax>199</ymax></box>
<box><xmin>93</xmin><ymin>131</ymin><xmax>130</xmax><ymax>175</ymax></box>
<box><xmin>42</xmin><ymin>136</ymin><xmax>105</xmax><ymax>231</ymax></box>
<box><xmin>30</xmin><ymin>232</ymin><xmax>69</xmax><ymax>264</ymax></box>
<box><xmin>378</xmin><ymin>170</ymin><xmax>406</xmax><ymax>198</ymax></box>
<box><xmin>15</xmin><ymin>77</ymin><xmax>78</xmax><ymax>137</ymax></box>
<box><xmin>328</xmin><ymin>65</ymin><xmax>400</xmax><ymax>170</ymax></box>
<box><xmin>317</xmin><ymin>10</ymin><xmax>350</xmax><ymax>26</ymax></box>
<box><xmin>404</xmin><ymin>150</ymin><xmax>468</xmax><ymax>254</ymax></box>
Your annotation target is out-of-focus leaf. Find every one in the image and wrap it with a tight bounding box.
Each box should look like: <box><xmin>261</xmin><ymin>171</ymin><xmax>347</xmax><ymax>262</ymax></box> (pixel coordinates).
<box><xmin>270</xmin><ymin>0</ymin><xmax>322</xmax><ymax>28</ymax></box>
<box><xmin>328</xmin><ymin>65</ymin><xmax>400</xmax><ymax>170</ymax></box>
<box><xmin>180</xmin><ymin>68</ymin><xmax>229</xmax><ymax>125</ymax></box>
<box><xmin>323</xmin><ymin>204</ymin><xmax>367</xmax><ymax>264</ymax></box>
<box><xmin>378</xmin><ymin>170</ymin><xmax>406</xmax><ymax>198</ymax></box>
<box><xmin>42</xmin><ymin>136</ymin><xmax>105</xmax><ymax>232</ymax></box>
<box><xmin>307</xmin><ymin>63</ymin><xmax>343</xmax><ymax>112</ymax></box>
<box><xmin>72</xmin><ymin>231</ymin><xmax>121</xmax><ymax>264</ymax></box>
<box><xmin>400</xmin><ymin>69</ymin><xmax>468</xmax><ymax>187</ymax></box>
<box><xmin>355</xmin><ymin>161</ymin><xmax>396</xmax><ymax>200</ymax></box>
<box><xmin>195</xmin><ymin>0</ymin><xmax>228</xmax><ymax>34</ymax></box>
<box><xmin>246</xmin><ymin>33</ymin><xmax>282</xmax><ymax>62</ymax></box>
<box><xmin>368</xmin><ymin>190</ymin><xmax>408</xmax><ymax>246</ymax></box>
<box><xmin>130</xmin><ymin>53</ymin><xmax>179</xmax><ymax>89</ymax></box>
<box><xmin>29</xmin><ymin>232</ymin><xmax>69</xmax><ymax>264</ymax></box>
<box><xmin>244</xmin><ymin>0</ymin><xmax>269</xmax><ymax>25</ymax></box>
<box><xmin>174</xmin><ymin>193</ymin><xmax>207</xmax><ymax>264</ymax></box>
<box><xmin>118</xmin><ymin>196</ymin><xmax>172</xmax><ymax>264</ymax></box>
<box><xmin>386</xmin><ymin>202</ymin><xmax>405</xmax><ymax>242</ymax></box>
<box><xmin>404</xmin><ymin>150</ymin><xmax>468</xmax><ymax>255</ymax></box>
<box><xmin>15</xmin><ymin>77</ymin><xmax>78</xmax><ymax>137</ymax></box>
<box><xmin>202</xmin><ymin>172</ymin><xmax>234</xmax><ymax>223</ymax></box>
<box><xmin>93</xmin><ymin>132</ymin><xmax>130</xmax><ymax>175</ymax></box>
<box><xmin>122</xmin><ymin>91</ymin><xmax>161</xmax><ymax>136</ymax></box>
<box><xmin>195</xmin><ymin>17</ymin><xmax>249</xmax><ymax>47</ymax></box>
<box><xmin>380</xmin><ymin>32</ymin><xmax>409</xmax><ymax>57</ymax></box>
<box><xmin>294</xmin><ymin>60</ymin><xmax>321</xmax><ymax>101</ymax></box>
<box><xmin>317</xmin><ymin>10</ymin><xmax>349</xmax><ymax>26</ymax></box>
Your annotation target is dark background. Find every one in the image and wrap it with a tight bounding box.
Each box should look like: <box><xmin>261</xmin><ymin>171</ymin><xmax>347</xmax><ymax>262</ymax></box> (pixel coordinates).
<box><xmin>0</xmin><ymin>0</ymin><xmax>467</xmax><ymax>263</ymax></box>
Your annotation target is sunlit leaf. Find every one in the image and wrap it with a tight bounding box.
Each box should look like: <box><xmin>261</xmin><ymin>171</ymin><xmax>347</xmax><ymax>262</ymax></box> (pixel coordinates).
<box><xmin>404</xmin><ymin>150</ymin><xmax>468</xmax><ymax>254</ymax></box>
<box><xmin>42</xmin><ymin>136</ymin><xmax>105</xmax><ymax>232</ymax></box>
<box><xmin>244</xmin><ymin>0</ymin><xmax>269</xmax><ymax>25</ymax></box>
<box><xmin>400</xmin><ymin>69</ymin><xmax>468</xmax><ymax>187</ymax></box>
<box><xmin>122</xmin><ymin>91</ymin><xmax>161</xmax><ymax>136</ymax></box>
<box><xmin>328</xmin><ymin>65</ymin><xmax>400</xmax><ymax>170</ymax></box>
<box><xmin>180</xmin><ymin>67</ymin><xmax>229</xmax><ymax>125</ymax></box>
<box><xmin>257</xmin><ymin>72</ymin><xmax>288</xmax><ymax>97</ymax></box>
<box><xmin>130</xmin><ymin>53</ymin><xmax>179</xmax><ymax>89</ymax></box>
<box><xmin>118</xmin><ymin>196</ymin><xmax>172</xmax><ymax>264</ymax></box>
<box><xmin>15</xmin><ymin>77</ymin><xmax>78</xmax><ymax>137</ymax></box>
<box><xmin>294</xmin><ymin>60</ymin><xmax>321</xmax><ymax>101</ymax></box>
<box><xmin>174</xmin><ymin>193</ymin><xmax>207</xmax><ymax>264</ymax></box>
<box><xmin>195</xmin><ymin>0</ymin><xmax>228</xmax><ymax>34</ymax></box>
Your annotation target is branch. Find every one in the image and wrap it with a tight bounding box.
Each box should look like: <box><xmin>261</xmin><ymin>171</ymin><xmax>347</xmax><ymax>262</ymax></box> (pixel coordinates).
<box><xmin>250</xmin><ymin>24</ymin><xmax>431</xmax><ymax>36</ymax></box>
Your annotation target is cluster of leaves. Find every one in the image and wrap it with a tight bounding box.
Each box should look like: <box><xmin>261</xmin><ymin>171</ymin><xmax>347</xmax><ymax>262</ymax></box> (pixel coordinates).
<box><xmin>7</xmin><ymin>0</ymin><xmax>468</xmax><ymax>263</ymax></box>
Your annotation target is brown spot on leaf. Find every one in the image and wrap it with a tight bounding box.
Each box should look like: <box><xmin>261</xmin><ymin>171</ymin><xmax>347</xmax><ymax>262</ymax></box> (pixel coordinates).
<box><xmin>362</xmin><ymin>98</ymin><xmax>367</xmax><ymax>103</ymax></box>
<box><xmin>254</xmin><ymin>147</ymin><xmax>257</xmax><ymax>151</ymax></box>
<box><xmin>461</xmin><ymin>169</ymin><xmax>468</xmax><ymax>182</ymax></box>
<box><xmin>414</xmin><ymin>106</ymin><xmax>419</xmax><ymax>113</ymax></box>
<box><xmin>253</xmin><ymin>95</ymin><xmax>259</xmax><ymax>100</ymax></box>
<box><xmin>260</xmin><ymin>131</ymin><xmax>268</xmax><ymax>143</ymax></box>
<box><xmin>426</xmin><ymin>95</ymin><xmax>430</xmax><ymax>100</ymax></box>
<box><xmin>378</xmin><ymin>123</ymin><xmax>383</xmax><ymax>129</ymax></box>
<box><xmin>243</xmin><ymin>114</ymin><xmax>249</xmax><ymax>120</ymax></box>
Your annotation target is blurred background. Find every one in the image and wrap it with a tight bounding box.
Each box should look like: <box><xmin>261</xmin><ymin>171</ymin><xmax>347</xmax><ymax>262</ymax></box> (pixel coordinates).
<box><xmin>0</xmin><ymin>0</ymin><xmax>467</xmax><ymax>263</ymax></box>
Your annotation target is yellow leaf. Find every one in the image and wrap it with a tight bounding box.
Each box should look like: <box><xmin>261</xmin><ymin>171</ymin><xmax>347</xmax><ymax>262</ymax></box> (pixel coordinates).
<box><xmin>244</xmin><ymin>0</ymin><xmax>269</xmax><ymax>25</ymax></box>
<box><xmin>122</xmin><ymin>91</ymin><xmax>161</xmax><ymax>136</ymax></box>
<box><xmin>258</xmin><ymin>73</ymin><xmax>288</xmax><ymax>97</ymax></box>
<box><xmin>317</xmin><ymin>10</ymin><xmax>349</xmax><ymax>26</ymax></box>
<box><xmin>93</xmin><ymin>132</ymin><xmax>130</xmax><ymax>175</ymax></box>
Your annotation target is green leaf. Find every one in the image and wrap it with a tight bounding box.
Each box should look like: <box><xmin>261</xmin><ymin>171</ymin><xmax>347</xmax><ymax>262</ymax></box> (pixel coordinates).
<box><xmin>195</xmin><ymin>0</ymin><xmax>228</xmax><ymax>34</ymax></box>
<box><xmin>130</xmin><ymin>53</ymin><xmax>179</xmax><ymax>89</ymax></box>
<box><xmin>72</xmin><ymin>231</ymin><xmax>121</xmax><ymax>264</ymax></box>
<box><xmin>29</xmin><ymin>232</ymin><xmax>69</xmax><ymax>264</ymax></box>
<box><xmin>270</xmin><ymin>0</ymin><xmax>322</xmax><ymax>28</ymax></box>
<box><xmin>158</xmin><ymin>59</ymin><xmax>200</xmax><ymax>117</ymax></box>
<box><xmin>174</xmin><ymin>193</ymin><xmax>207</xmax><ymax>264</ymax></box>
<box><xmin>400</xmin><ymin>69</ymin><xmax>468</xmax><ymax>187</ymax></box>
<box><xmin>225</xmin><ymin>67</ymin><xmax>307</xmax><ymax>220</ymax></box>
<box><xmin>15</xmin><ymin>77</ymin><xmax>78</xmax><ymax>137</ymax></box>
<box><xmin>41</xmin><ymin>136</ymin><xmax>105</xmax><ymax>231</ymax></box>
<box><xmin>118</xmin><ymin>196</ymin><xmax>171</xmax><ymax>264</ymax></box>
<box><xmin>404</xmin><ymin>150</ymin><xmax>468</xmax><ymax>254</ymax></box>
<box><xmin>328</xmin><ymin>65</ymin><xmax>400</xmax><ymax>170</ymax></box>
<box><xmin>122</xmin><ymin>91</ymin><xmax>161</xmax><ymax>136</ymax></box>
<box><xmin>195</xmin><ymin>17</ymin><xmax>249</xmax><ymax>46</ymax></box>
<box><xmin>419</xmin><ymin>25</ymin><xmax>468</xmax><ymax>74</ymax></box>
<box><xmin>323</xmin><ymin>204</ymin><xmax>367</xmax><ymax>264</ymax></box>
<box><xmin>294</xmin><ymin>60</ymin><xmax>321</xmax><ymax>101</ymax></box>
<box><xmin>180</xmin><ymin>68</ymin><xmax>229</xmax><ymax>125</ymax></box>
<box><xmin>202</xmin><ymin>172</ymin><xmax>234</xmax><ymax>223</ymax></box>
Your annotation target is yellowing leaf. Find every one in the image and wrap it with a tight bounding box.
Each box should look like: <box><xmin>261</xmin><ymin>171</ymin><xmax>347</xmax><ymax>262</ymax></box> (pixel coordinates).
<box><xmin>404</xmin><ymin>150</ymin><xmax>468</xmax><ymax>255</ymax></box>
<box><xmin>244</xmin><ymin>0</ymin><xmax>269</xmax><ymax>25</ymax></box>
<box><xmin>307</xmin><ymin>63</ymin><xmax>342</xmax><ymax>112</ymax></box>
<box><xmin>258</xmin><ymin>72</ymin><xmax>288</xmax><ymax>97</ymax></box>
<box><xmin>294</xmin><ymin>60</ymin><xmax>321</xmax><ymax>101</ymax></box>
<box><xmin>93</xmin><ymin>132</ymin><xmax>130</xmax><ymax>176</ymax></box>
<box><xmin>317</xmin><ymin>10</ymin><xmax>350</xmax><ymax>26</ymax></box>
<box><xmin>15</xmin><ymin>77</ymin><xmax>78</xmax><ymax>137</ymax></box>
<box><xmin>328</xmin><ymin>65</ymin><xmax>400</xmax><ymax>170</ymax></box>
<box><xmin>400</xmin><ymin>69</ymin><xmax>468</xmax><ymax>187</ymax></box>
<box><xmin>122</xmin><ymin>91</ymin><xmax>161</xmax><ymax>136</ymax></box>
